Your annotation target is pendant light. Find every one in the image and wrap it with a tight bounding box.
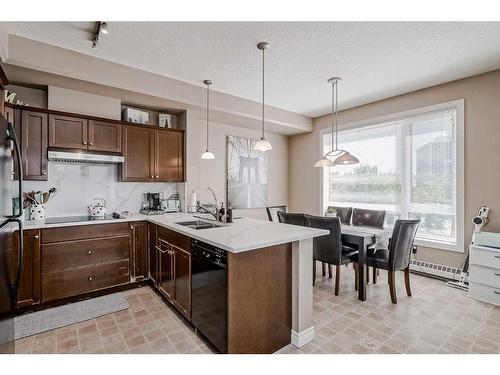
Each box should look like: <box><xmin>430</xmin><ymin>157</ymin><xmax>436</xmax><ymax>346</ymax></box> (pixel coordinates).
<box><xmin>314</xmin><ymin>77</ymin><xmax>359</xmax><ymax>167</ymax></box>
<box><xmin>201</xmin><ymin>79</ymin><xmax>215</xmax><ymax>160</ymax></box>
<box><xmin>254</xmin><ymin>42</ymin><xmax>272</xmax><ymax>152</ymax></box>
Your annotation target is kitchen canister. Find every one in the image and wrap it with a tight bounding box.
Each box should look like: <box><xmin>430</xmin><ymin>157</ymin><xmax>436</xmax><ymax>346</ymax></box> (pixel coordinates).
<box><xmin>29</xmin><ymin>204</ymin><xmax>47</xmax><ymax>221</ymax></box>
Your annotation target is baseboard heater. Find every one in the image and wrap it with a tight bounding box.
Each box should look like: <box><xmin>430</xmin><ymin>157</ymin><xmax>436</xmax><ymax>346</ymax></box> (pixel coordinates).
<box><xmin>409</xmin><ymin>259</ymin><xmax>467</xmax><ymax>282</ymax></box>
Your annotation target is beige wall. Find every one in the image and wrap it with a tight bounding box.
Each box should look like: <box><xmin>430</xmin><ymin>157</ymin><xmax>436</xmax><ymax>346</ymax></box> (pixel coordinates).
<box><xmin>186</xmin><ymin>109</ymin><xmax>289</xmax><ymax>220</ymax></box>
<box><xmin>290</xmin><ymin>69</ymin><xmax>500</xmax><ymax>268</ymax></box>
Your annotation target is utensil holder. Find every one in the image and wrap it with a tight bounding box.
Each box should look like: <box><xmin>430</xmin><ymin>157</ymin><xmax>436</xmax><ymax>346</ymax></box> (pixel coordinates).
<box><xmin>29</xmin><ymin>204</ymin><xmax>46</xmax><ymax>221</ymax></box>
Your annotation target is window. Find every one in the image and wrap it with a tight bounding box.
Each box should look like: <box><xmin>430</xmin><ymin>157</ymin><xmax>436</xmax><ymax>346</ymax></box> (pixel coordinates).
<box><xmin>320</xmin><ymin>100</ymin><xmax>464</xmax><ymax>251</ymax></box>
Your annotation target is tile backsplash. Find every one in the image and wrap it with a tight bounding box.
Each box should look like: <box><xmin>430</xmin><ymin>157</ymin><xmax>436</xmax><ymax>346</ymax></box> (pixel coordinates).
<box><xmin>20</xmin><ymin>162</ymin><xmax>184</xmax><ymax>218</ymax></box>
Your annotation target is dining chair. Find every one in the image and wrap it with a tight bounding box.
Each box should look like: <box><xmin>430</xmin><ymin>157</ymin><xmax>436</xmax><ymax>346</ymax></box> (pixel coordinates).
<box><xmin>304</xmin><ymin>214</ymin><xmax>358</xmax><ymax>295</ymax></box>
<box><xmin>352</xmin><ymin>208</ymin><xmax>386</xmax><ymax>283</ymax></box>
<box><xmin>326</xmin><ymin>206</ymin><xmax>353</xmax><ymax>224</ymax></box>
<box><xmin>266</xmin><ymin>205</ymin><xmax>287</xmax><ymax>222</ymax></box>
<box><xmin>364</xmin><ymin>219</ymin><xmax>420</xmax><ymax>304</ymax></box>
<box><xmin>277</xmin><ymin>211</ymin><xmax>306</xmax><ymax>226</ymax></box>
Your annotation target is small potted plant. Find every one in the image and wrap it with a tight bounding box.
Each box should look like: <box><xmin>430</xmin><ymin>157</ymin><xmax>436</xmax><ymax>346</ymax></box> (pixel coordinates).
<box><xmin>325</xmin><ymin>206</ymin><xmax>337</xmax><ymax>217</ymax></box>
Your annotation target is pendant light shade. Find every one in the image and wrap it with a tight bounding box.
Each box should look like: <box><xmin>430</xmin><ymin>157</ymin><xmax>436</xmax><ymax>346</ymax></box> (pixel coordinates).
<box><xmin>334</xmin><ymin>152</ymin><xmax>359</xmax><ymax>165</ymax></box>
<box><xmin>314</xmin><ymin>77</ymin><xmax>359</xmax><ymax>167</ymax></box>
<box><xmin>201</xmin><ymin>79</ymin><xmax>215</xmax><ymax>160</ymax></box>
<box><xmin>255</xmin><ymin>42</ymin><xmax>272</xmax><ymax>152</ymax></box>
<box><xmin>255</xmin><ymin>137</ymin><xmax>273</xmax><ymax>152</ymax></box>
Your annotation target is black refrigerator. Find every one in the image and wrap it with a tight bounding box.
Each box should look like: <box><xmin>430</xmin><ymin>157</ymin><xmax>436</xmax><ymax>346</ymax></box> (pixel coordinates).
<box><xmin>0</xmin><ymin>113</ymin><xmax>23</xmax><ymax>354</ymax></box>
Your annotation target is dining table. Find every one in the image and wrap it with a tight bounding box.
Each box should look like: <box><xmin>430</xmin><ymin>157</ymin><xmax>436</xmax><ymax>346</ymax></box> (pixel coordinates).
<box><xmin>340</xmin><ymin>224</ymin><xmax>392</xmax><ymax>301</ymax></box>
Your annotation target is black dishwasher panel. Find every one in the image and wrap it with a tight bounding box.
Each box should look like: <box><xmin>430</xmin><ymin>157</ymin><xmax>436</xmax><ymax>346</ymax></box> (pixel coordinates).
<box><xmin>191</xmin><ymin>239</ymin><xmax>227</xmax><ymax>353</ymax></box>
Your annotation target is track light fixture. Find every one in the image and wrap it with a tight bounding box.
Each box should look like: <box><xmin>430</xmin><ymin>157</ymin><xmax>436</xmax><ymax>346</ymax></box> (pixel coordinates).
<box><xmin>91</xmin><ymin>22</ymin><xmax>109</xmax><ymax>48</ymax></box>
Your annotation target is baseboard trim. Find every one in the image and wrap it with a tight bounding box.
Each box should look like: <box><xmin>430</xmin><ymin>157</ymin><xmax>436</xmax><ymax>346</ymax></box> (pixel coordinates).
<box><xmin>291</xmin><ymin>326</ymin><xmax>315</xmax><ymax>348</ymax></box>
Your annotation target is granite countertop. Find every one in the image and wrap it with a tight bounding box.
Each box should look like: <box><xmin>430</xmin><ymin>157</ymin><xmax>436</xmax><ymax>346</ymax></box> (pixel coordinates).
<box><xmin>22</xmin><ymin>213</ymin><xmax>328</xmax><ymax>253</ymax></box>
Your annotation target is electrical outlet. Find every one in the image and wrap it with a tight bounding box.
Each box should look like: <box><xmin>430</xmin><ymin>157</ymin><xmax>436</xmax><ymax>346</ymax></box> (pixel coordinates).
<box><xmin>412</xmin><ymin>246</ymin><xmax>417</xmax><ymax>254</ymax></box>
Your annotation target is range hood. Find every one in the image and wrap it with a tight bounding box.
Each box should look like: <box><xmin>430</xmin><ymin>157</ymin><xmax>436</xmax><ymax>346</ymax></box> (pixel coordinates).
<box><xmin>48</xmin><ymin>151</ymin><xmax>124</xmax><ymax>164</ymax></box>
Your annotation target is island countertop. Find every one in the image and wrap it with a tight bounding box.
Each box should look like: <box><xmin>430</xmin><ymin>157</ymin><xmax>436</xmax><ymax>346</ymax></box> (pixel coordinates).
<box><xmin>22</xmin><ymin>212</ymin><xmax>328</xmax><ymax>253</ymax></box>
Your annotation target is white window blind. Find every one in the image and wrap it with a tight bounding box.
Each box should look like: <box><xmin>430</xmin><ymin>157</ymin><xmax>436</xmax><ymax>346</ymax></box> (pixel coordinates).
<box><xmin>321</xmin><ymin>104</ymin><xmax>461</xmax><ymax>249</ymax></box>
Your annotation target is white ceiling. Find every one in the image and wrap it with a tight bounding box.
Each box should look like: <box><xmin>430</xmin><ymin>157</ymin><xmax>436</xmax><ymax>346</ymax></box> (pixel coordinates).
<box><xmin>4</xmin><ymin>22</ymin><xmax>500</xmax><ymax>117</ymax></box>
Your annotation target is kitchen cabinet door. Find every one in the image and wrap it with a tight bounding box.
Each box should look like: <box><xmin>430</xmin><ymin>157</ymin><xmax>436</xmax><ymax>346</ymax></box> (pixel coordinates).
<box><xmin>21</xmin><ymin>110</ymin><xmax>48</xmax><ymax>180</ymax></box>
<box><xmin>13</xmin><ymin>229</ymin><xmax>41</xmax><ymax>308</ymax></box>
<box><xmin>49</xmin><ymin>114</ymin><xmax>88</xmax><ymax>150</ymax></box>
<box><xmin>173</xmin><ymin>245</ymin><xmax>191</xmax><ymax>319</ymax></box>
<box><xmin>121</xmin><ymin>125</ymin><xmax>155</xmax><ymax>182</ymax></box>
<box><xmin>158</xmin><ymin>239</ymin><xmax>174</xmax><ymax>300</ymax></box>
<box><xmin>130</xmin><ymin>222</ymin><xmax>147</xmax><ymax>282</ymax></box>
<box><xmin>155</xmin><ymin>129</ymin><xmax>184</xmax><ymax>182</ymax></box>
<box><xmin>148</xmin><ymin>223</ymin><xmax>158</xmax><ymax>285</ymax></box>
<box><xmin>88</xmin><ymin>120</ymin><xmax>122</xmax><ymax>153</ymax></box>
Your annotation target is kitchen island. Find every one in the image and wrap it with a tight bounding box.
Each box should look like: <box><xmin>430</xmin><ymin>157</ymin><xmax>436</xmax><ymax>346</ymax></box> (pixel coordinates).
<box><xmin>21</xmin><ymin>213</ymin><xmax>327</xmax><ymax>353</ymax></box>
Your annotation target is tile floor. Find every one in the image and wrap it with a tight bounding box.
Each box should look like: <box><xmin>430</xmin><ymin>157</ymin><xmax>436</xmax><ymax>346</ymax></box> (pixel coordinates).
<box><xmin>14</xmin><ymin>287</ymin><xmax>214</xmax><ymax>354</ymax></box>
<box><xmin>14</xmin><ymin>266</ymin><xmax>500</xmax><ymax>354</ymax></box>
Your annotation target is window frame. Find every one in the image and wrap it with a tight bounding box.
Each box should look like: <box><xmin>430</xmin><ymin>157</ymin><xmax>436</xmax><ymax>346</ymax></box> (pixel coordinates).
<box><xmin>318</xmin><ymin>99</ymin><xmax>465</xmax><ymax>252</ymax></box>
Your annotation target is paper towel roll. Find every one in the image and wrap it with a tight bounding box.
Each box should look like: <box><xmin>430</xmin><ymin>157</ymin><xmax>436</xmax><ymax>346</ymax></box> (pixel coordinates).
<box><xmin>188</xmin><ymin>191</ymin><xmax>197</xmax><ymax>213</ymax></box>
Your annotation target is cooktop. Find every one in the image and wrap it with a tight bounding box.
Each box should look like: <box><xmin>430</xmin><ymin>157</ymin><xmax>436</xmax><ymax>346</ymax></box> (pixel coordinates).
<box><xmin>44</xmin><ymin>214</ymin><xmax>124</xmax><ymax>225</ymax></box>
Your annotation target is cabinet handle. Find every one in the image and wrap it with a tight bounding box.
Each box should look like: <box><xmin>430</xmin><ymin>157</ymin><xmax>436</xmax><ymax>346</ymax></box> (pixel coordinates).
<box><xmin>155</xmin><ymin>175</ymin><xmax>159</xmax><ymax>178</ymax></box>
<box><xmin>495</xmin><ymin>273</ymin><xmax>500</xmax><ymax>277</ymax></box>
<box><xmin>34</xmin><ymin>235</ymin><xmax>39</xmax><ymax>239</ymax></box>
<box><xmin>41</xmin><ymin>171</ymin><xmax>46</xmax><ymax>176</ymax></box>
<box><xmin>88</xmin><ymin>276</ymin><xmax>93</xmax><ymax>281</ymax></box>
<box><xmin>495</xmin><ymin>256</ymin><xmax>500</xmax><ymax>259</ymax></box>
<box><xmin>150</xmin><ymin>175</ymin><xmax>154</xmax><ymax>178</ymax></box>
<box><xmin>89</xmin><ymin>142</ymin><xmax>93</xmax><ymax>146</ymax></box>
<box><xmin>494</xmin><ymin>291</ymin><xmax>500</xmax><ymax>295</ymax></box>
<box><xmin>130</xmin><ymin>224</ymin><xmax>134</xmax><ymax>230</ymax></box>
<box><xmin>83</xmin><ymin>141</ymin><xmax>87</xmax><ymax>145</ymax></box>
<box><xmin>88</xmin><ymin>250</ymin><xmax>92</xmax><ymax>255</ymax></box>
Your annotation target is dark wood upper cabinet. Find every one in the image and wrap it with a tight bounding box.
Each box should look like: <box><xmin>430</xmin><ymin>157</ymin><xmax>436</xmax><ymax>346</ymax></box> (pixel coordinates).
<box><xmin>88</xmin><ymin>120</ymin><xmax>122</xmax><ymax>153</ymax></box>
<box><xmin>121</xmin><ymin>125</ymin><xmax>155</xmax><ymax>182</ymax></box>
<box><xmin>14</xmin><ymin>229</ymin><xmax>41</xmax><ymax>308</ymax></box>
<box><xmin>121</xmin><ymin>125</ymin><xmax>185</xmax><ymax>182</ymax></box>
<box><xmin>22</xmin><ymin>111</ymin><xmax>48</xmax><ymax>181</ymax></box>
<box><xmin>49</xmin><ymin>114</ymin><xmax>88</xmax><ymax>150</ymax></box>
<box><xmin>156</xmin><ymin>130</ymin><xmax>184</xmax><ymax>182</ymax></box>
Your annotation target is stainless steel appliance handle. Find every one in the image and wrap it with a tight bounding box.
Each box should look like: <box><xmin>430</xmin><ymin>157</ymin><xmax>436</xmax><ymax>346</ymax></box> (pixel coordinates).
<box><xmin>6</xmin><ymin>122</ymin><xmax>23</xmax><ymax>219</ymax></box>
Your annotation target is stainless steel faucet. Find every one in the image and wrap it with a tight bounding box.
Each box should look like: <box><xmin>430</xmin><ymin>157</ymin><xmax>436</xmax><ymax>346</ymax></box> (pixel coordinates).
<box><xmin>196</xmin><ymin>187</ymin><xmax>219</xmax><ymax>221</ymax></box>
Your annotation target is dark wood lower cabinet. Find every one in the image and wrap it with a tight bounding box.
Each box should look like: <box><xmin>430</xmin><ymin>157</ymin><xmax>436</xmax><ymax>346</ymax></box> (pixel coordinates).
<box><xmin>13</xmin><ymin>229</ymin><xmax>41</xmax><ymax>308</ymax></box>
<box><xmin>42</xmin><ymin>260</ymin><xmax>130</xmax><ymax>303</ymax></box>
<box><xmin>148</xmin><ymin>223</ymin><xmax>158</xmax><ymax>284</ymax></box>
<box><xmin>150</xmin><ymin>226</ymin><xmax>192</xmax><ymax>320</ymax></box>
<box><xmin>172</xmin><ymin>245</ymin><xmax>191</xmax><ymax>319</ymax></box>
<box><xmin>130</xmin><ymin>221</ymin><xmax>147</xmax><ymax>282</ymax></box>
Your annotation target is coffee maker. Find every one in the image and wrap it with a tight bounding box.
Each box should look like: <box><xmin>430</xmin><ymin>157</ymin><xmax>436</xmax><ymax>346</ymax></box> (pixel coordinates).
<box><xmin>140</xmin><ymin>192</ymin><xmax>164</xmax><ymax>215</ymax></box>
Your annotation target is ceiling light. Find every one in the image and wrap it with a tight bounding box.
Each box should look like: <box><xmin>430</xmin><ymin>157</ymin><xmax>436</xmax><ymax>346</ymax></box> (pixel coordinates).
<box><xmin>100</xmin><ymin>22</ymin><xmax>109</xmax><ymax>34</ymax></box>
<box><xmin>254</xmin><ymin>42</ymin><xmax>272</xmax><ymax>152</ymax></box>
<box><xmin>201</xmin><ymin>80</ymin><xmax>215</xmax><ymax>160</ymax></box>
<box><xmin>314</xmin><ymin>77</ymin><xmax>359</xmax><ymax>167</ymax></box>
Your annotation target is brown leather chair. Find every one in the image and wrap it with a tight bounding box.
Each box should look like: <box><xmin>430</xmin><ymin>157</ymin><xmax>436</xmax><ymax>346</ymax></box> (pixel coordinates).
<box><xmin>277</xmin><ymin>211</ymin><xmax>306</xmax><ymax>226</ymax></box>
<box><xmin>266</xmin><ymin>205</ymin><xmax>287</xmax><ymax>222</ymax></box>
<box><xmin>304</xmin><ymin>214</ymin><xmax>358</xmax><ymax>295</ymax></box>
<box><xmin>364</xmin><ymin>219</ymin><xmax>420</xmax><ymax>304</ymax></box>
<box><xmin>326</xmin><ymin>206</ymin><xmax>353</xmax><ymax>224</ymax></box>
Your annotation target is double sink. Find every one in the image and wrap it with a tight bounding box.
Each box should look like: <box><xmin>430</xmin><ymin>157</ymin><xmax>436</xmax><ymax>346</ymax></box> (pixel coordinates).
<box><xmin>175</xmin><ymin>220</ymin><xmax>224</xmax><ymax>230</ymax></box>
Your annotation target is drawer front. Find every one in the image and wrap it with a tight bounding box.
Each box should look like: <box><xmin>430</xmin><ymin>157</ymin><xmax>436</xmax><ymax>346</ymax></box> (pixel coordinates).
<box><xmin>469</xmin><ymin>247</ymin><xmax>500</xmax><ymax>269</ymax></box>
<box><xmin>469</xmin><ymin>282</ymin><xmax>500</xmax><ymax>306</ymax></box>
<box><xmin>469</xmin><ymin>264</ymin><xmax>500</xmax><ymax>289</ymax></box>
<box><xmin>42</xmin><ymin>223</ymin><xmax>131</xmax><ymax>243</ymax></box>
<box><xmin>157</xmin><ymin>226</ymin><xmax>190</xmax><ymax>251</ymax></box>
<box><xmin>42</xmin><ymin>260</ymin><xmax>130</xmax><ymax>302</ymax></box>
<box><xmin>42</xmin><ymin>235</ymin><xmax>131</xmax><ymax>272</ymax></box>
